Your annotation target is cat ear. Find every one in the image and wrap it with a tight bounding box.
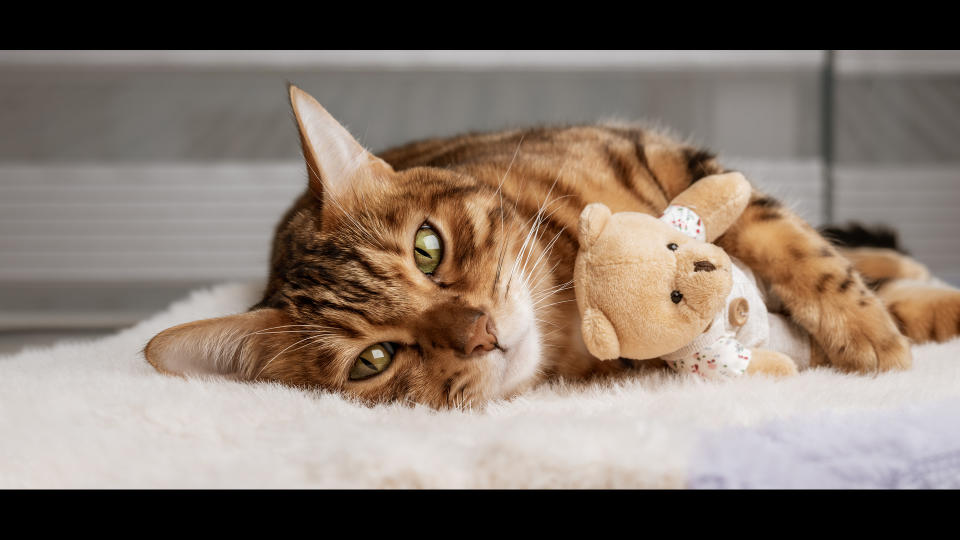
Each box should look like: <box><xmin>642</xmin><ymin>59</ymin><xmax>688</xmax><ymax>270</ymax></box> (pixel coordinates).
<box><xmin>288</xmin><ymin>84</ymin><xmax>394</xmax><ymax>203</ymax></box>
<box><xmin>144</xmin><ymin>308</ymin><xmax>296</xmax><ymax>379</ymax></box>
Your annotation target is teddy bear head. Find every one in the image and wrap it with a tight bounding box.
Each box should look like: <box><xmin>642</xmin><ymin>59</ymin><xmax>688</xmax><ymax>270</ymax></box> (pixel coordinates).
<box><xmin>573</xmin><ymin>172</ymin><xmax>752</xmax><ymax>361</ymax></box>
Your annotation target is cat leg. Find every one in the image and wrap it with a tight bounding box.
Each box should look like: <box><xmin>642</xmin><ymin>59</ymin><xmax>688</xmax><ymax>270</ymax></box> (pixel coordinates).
<box><xmin>746</xmin><ymin>349</ymin><xmax>798</xmax><ymax>377</ymax></box>
<box><xmin>715</xmin><ymin>192</ymin><xmax>912</xmax><ymax>374</ymax></box>
<box><xmin>876</xmin><ymin>279</ymin><xmax>960</xmax><ymax>344</ymax></box>
<box><xmin>837</xmin><ymin>246</ymin><xmax>960</xmax><ymax>344</ymax></box>
<box><xmin>837</xmin><ymin>246</ymin><xmax>931</xmax><ymax>288</ymax></box>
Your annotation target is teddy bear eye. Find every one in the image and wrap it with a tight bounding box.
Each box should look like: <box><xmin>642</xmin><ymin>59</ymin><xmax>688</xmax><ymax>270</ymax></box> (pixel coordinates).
<box><xmin>671</xmin><ymin>291</ymin><xmax>683</xmax><ymax>304</ymax></box>
<box><xmin>667</xmin><ymin>243</ymin><xmax>679</xmax><ymax>251</ymax></box>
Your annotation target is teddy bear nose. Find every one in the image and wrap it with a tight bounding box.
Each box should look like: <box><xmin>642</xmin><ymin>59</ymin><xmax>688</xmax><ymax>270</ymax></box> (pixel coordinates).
<box><xmin>693</xmin><ymin>261</ymin><xmax>716</xmax><ymax>272</ymax></box>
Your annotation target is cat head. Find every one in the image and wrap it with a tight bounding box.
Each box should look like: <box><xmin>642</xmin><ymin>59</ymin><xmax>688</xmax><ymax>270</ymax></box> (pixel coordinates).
<box><xmin>144</xmin><ymin>85</ymin><xmax>548</xmax><ymax>408</ymax></box>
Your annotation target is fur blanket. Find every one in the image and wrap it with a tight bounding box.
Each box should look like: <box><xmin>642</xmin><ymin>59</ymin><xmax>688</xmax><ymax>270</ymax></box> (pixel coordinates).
<box><xmin>2</xmin><ymin>282</ymin><xmax>959</xmax><ymax>488</ymax></box>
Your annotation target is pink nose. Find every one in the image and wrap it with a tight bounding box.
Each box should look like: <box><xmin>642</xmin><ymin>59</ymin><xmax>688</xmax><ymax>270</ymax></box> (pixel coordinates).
<box><xmin>463</xmin><ymin>313</ymin><xmax>498</xmax><ymax>356</ymax></box>
<box><xmin>414</xmin><ymin>303</ymin><xmax>501</xmax><ymax>356</ymax></box>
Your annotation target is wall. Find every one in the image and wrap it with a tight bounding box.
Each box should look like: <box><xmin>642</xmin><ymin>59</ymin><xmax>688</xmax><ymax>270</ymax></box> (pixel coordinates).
<box><xmin>1</xmin><ymin>50</ymin><xmax>956</xmax><ymax>337</ymax></box>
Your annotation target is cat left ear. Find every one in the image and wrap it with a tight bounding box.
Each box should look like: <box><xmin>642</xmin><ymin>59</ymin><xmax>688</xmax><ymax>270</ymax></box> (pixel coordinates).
<box><xmin>288</xmin><ymin>84</ymin><xmax>394</xmax><ymax>203</ymax></box>
<box><xmin>144</xmin><ymin>308</ymin><xmax>297</xmax><ymax>380</ymax></box>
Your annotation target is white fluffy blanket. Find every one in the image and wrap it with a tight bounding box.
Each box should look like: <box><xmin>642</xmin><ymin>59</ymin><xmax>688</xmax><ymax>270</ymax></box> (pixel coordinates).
<box><xmin>2</xmin><ymin>282</ymin><xmax>959</xmax><ymax>488</ymax></box>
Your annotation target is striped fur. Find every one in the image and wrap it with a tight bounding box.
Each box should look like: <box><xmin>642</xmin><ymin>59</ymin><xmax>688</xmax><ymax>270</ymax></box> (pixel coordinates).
<box><xmin>145</xmin><ymin>87</ymin><xmax>960</xmax><ymax>408</ymax></box>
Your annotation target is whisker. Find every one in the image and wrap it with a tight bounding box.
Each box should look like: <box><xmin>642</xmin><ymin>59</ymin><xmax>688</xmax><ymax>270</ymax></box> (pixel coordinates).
<box><xmin>534</xmin><ymin>298</ymin><xmax>577</xmax><ymax>311</ymax></box>
<box><xmin>533</xmin><ymin>317</ymin><xmax>561</xmax><ymax>328</ymax></box>
<box><xmin>483</xmin><ymin>135</ymin><xmax>524</xmax><ymax>207</ymax></box>
<box><xmin>508</xmin><ymin>209</ymin><xmax>563</xmax><ymax>300</ymax></box>
<box><xmin>511</xmin><ymin>198</ymin><xmax>571</xmax><ymax>297</ymax></box>
<box><xmin>282</xmin><ymin>333</ymin><xmax>335</xmax><ymax>357</ymax></box>
<box><xmin>491</xmin><ymin>137</ymin><xmax>526</xmax><ymax>297</ymax></box>
<box><xmin>520</xmin><ymin>229</ymin><xmax>564</xmax><ymax>292</ymax></box>
<box><xmin>253</xmin><ymin>332</ymin><xmax>332</xmax><ymax>381</ymax></box>
<box><xmin>219</xmin><ymin>324</ymin><xmax>337</xmax><ymax>371</ymax></box>
<box><xmin>532</xmin><ymin>290</ymin><xmax>575</xmax><ymax>309</ymax></box>
<box><xmin>492</xmin><ymin>178</ymin><xmax>508</xmax><ymax>296</ymax></box>
<box><xmin>531</xmin><ymin>281</ymin><xmax>575</xmax><ymax>306</ymax></box>
<box><xmin>504</xmin><ymin>165</ymin><xmax>569</xmax><ymax>299</ymax></box>
<box><xmin>503</xmin><ymin>209</ymin><xmax>542</xmax><ymax>299</ymax></box>
<box><xmin>529</xmin><ymin>264</ymin><xmax>566</xmax><ymax>297</ymax></box>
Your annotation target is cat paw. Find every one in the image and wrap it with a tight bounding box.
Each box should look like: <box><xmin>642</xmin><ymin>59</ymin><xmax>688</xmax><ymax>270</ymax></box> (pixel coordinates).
<box><xmin>822</xmin><ymin>307</ymin><xmax>913</xmax><ymax>373</ymax></box>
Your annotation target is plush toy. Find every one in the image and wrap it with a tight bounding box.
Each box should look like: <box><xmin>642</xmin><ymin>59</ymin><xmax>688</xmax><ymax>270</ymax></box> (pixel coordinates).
<box><xmin>574</xmin><ymin>172</ymin><xmax>816</xmax><ymax>379</ymax></box>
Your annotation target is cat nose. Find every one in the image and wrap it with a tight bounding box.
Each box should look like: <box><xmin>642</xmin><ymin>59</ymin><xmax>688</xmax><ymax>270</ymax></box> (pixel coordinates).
<box><xmin>416</xmin><ymin>304</ymin><xmax>499</xmax><ymax>356</ymax></box>
<box><xmin>463</xmin><ymin>313</ymin><xmax>499</xmax><ymax>356</ymax></box>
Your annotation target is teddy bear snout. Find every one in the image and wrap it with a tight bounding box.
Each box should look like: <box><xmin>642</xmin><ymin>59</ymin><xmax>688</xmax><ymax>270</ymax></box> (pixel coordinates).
<box><xmin>693</xmin><ymin>260</ymin><xmax>716</xmax><ymax>272</ymax></box>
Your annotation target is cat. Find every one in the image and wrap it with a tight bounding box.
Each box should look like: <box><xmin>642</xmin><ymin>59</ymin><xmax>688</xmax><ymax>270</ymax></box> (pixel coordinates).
<box><xmin>144</xmin><ymin>85</ymin><xmax>960</xmax><ymax>408</ymax></box>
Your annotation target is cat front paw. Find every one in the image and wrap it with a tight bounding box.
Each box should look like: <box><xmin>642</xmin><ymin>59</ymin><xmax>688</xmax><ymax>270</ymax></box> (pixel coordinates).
<box><xmin>820</xmin><ymin>298</ymin><xmax>913</xmax><ymax>373</ymax></box>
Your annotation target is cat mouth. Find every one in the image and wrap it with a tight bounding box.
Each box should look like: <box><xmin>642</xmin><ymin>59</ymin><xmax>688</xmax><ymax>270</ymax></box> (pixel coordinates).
<box><xmin>483</xmin><ymin>279</ymin><xmax>543</xmax><ymax>400</ymax></box>
<box><xmin>493</xmin><ymin>318</ymin><xmax>540</xmax><ymax>397</ymax></box>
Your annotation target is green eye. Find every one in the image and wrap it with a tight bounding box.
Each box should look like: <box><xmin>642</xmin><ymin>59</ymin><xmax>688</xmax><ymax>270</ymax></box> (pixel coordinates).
<box><xmin>414</xmin><ymin>224</ymin><xmax>443</xmax><ymax>274</ymax></box>
<box><xmin>349</xmin><ymin>342</ymin><xmax>395</xmax><ymax>381</ymax></box>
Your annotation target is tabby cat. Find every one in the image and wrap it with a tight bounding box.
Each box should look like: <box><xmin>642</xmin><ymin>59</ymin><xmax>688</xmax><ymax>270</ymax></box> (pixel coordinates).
<box><xmin>144</xmin><ymin>85</ymin><xmax>960</xmax><ymax>408</ymax></box>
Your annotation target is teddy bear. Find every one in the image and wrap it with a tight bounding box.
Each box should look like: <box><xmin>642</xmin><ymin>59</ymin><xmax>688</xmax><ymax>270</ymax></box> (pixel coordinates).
<box><xmin>574</xmin><ymin>172</ymin><xmax>817</xmax><ymax>380</ymax></box>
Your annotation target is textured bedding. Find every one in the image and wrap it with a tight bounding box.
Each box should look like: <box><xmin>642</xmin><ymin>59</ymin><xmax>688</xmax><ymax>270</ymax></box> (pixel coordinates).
<box><xmin>689</xmin><ymin>397</ymin><xmax>960</xmax><ymax>488</ymax></box>
<box><xmin>2</xmin><ymin>281</ymin><xmax>959</xmax><ymax>488</ymax></box>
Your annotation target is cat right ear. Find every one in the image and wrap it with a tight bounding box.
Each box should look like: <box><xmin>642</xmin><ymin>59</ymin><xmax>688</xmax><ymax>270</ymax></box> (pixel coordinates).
<box><xmin>288</xmin><ymin>84</ymin><xmax>394</xmax><ymax>204</ymax></box>
<box><xmin>144</xmin><ymin>308</ymin><xmax>297</xmax><ymax>380</ymax></box>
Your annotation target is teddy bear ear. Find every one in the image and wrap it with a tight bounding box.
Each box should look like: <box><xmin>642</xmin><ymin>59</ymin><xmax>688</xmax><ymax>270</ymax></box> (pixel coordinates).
<box><xmin>578</xmin><ymin>203</ymin><xmax>613</xmax><ymax>247</ymax></box>
<box><xmin>581</xmin><ymin>307</ymin><xmax>621</xmax><ymax>361</ymax></box>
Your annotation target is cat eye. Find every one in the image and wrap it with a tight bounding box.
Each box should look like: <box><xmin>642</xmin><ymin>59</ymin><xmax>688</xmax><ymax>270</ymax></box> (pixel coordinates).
<box><xmin>671</xmin><ymin>291</ymin><xmax>683</xmax><ymax>304</ymax></box>
<box><xmin>349</xmin><ymin>342</ymin><xmax>396</xmax><ymax>380</ymax></box>
<box><xmin>414</xmin><ymin>224</ymin><xmax>443</xmax><ymax>275</ymax></box>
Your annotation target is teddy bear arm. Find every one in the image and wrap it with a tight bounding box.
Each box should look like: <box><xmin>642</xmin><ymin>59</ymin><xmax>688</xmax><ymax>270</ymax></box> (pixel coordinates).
<box><xmin>670</xmin><ymin>172</ymin><xmax>752</xmax><ymax>242</ymax></box>
<box><xmin>746</xmin><ymin>348</ymin><xmax>798</xmax><ymax>377</ymax></box>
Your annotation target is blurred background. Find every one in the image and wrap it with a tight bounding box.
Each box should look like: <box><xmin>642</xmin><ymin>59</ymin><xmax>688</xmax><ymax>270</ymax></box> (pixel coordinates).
<box><xmin>2</xmin><ymin>50</ymin><xmax>959</xmax><ymax>354</ymax></box>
